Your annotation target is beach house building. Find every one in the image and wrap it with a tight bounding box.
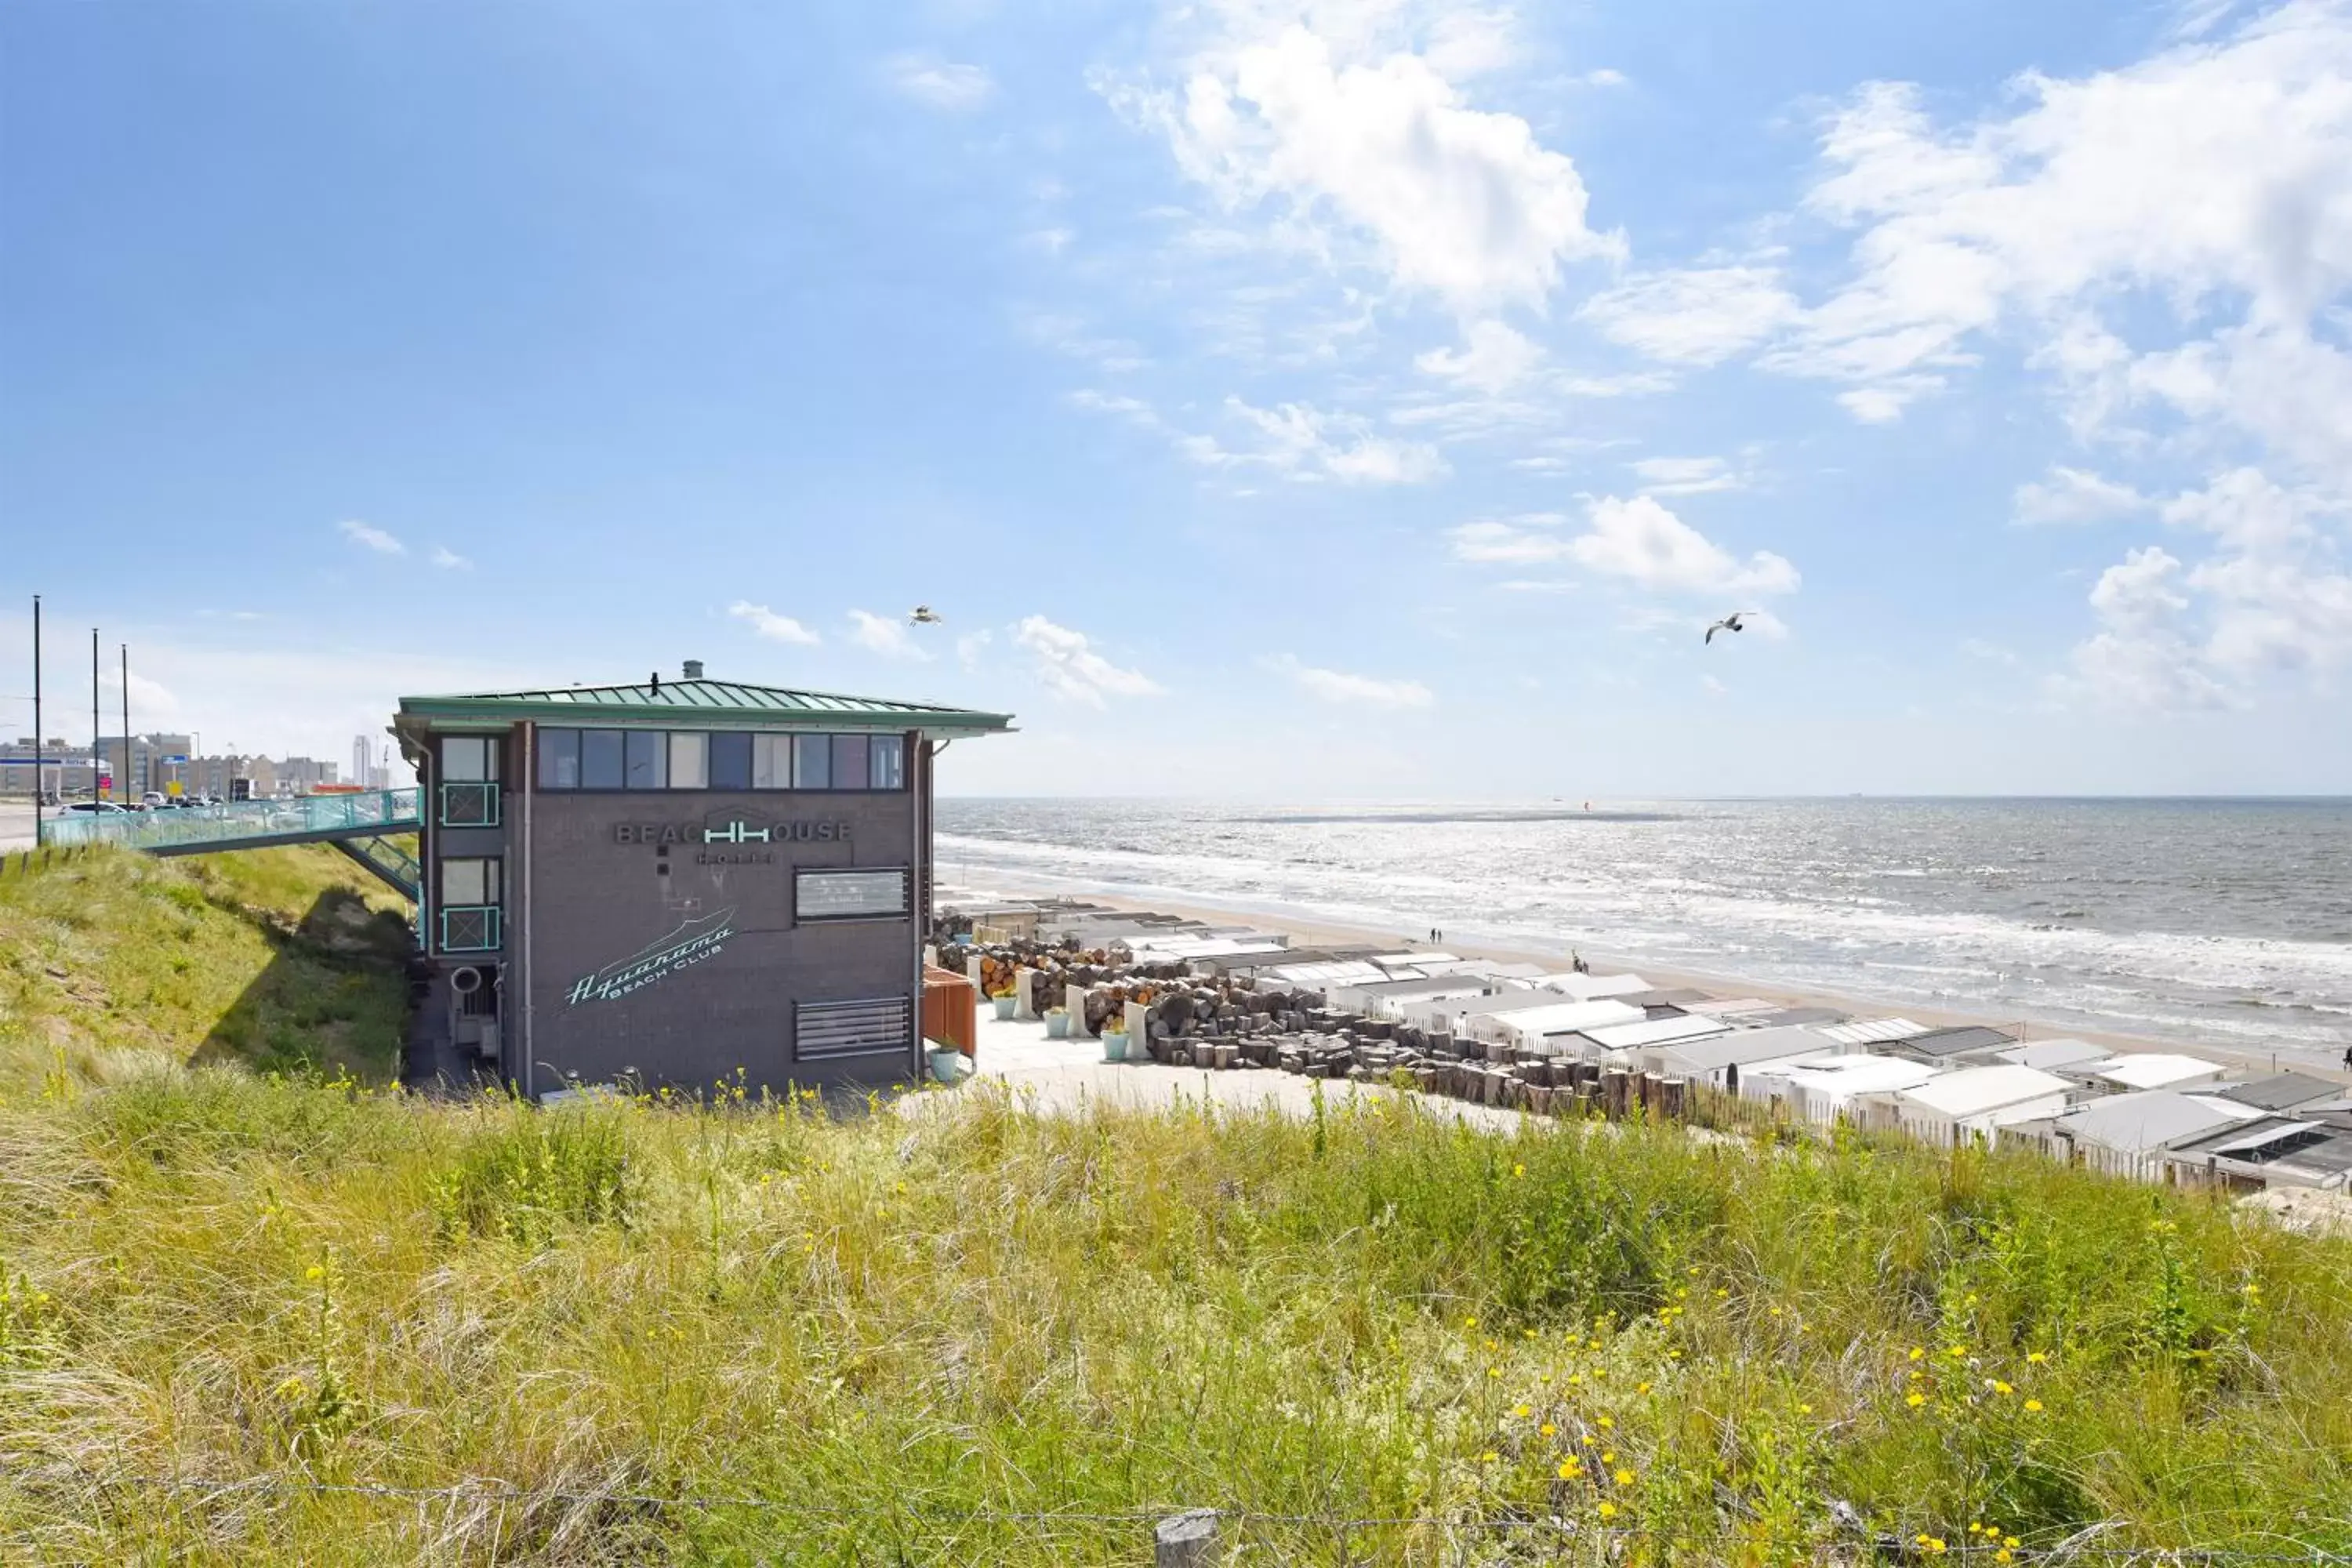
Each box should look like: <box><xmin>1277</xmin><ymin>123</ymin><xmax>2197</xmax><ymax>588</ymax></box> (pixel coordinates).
<box><xmin>392</xmin><ymin>662</ymin><xmax>1012</xmax><ymax>1098</ymax></box>
<box><xmin>2080</xmin><ymin>1053</ymin><xmax>2230</xmax><ymax>1094</ymax></box>
<box><xmin>2162</xmin><ymin>1116</ymin><xmax>2352</xmax><ymax>1192</ymax></box>
<box><xmin>1855</xmin><ymin>1064</ymin><xmax>2072</xmax><ymax>1148</ymax></box>
<box><xmin>2005</xmin><ymin>1089</ymin><xmax>2263</xmax><ymax>1182</ymax></box>
<box><xmin>1747</xmin><ymin>1054</ymin><xmax>1944</xmax><ymax>1128</ymax></box>
<box><xmin>1635</xmin><ymin>1024</ymin><xmax>1842</xmax><ymax>1091</ymax></box>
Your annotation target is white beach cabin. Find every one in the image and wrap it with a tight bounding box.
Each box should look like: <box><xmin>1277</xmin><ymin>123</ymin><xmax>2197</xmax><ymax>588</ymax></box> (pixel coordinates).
<box><xmin>1859</xmin><ymin>1064</ymin><xmax>2073</xmax><ymax>1148</ymax></box>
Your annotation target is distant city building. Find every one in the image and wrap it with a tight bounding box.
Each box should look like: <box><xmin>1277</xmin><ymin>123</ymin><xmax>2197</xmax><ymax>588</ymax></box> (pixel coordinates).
<box><xmin>96</xmin><ymin>735</ymin><xmax>195</xmax><ymax>797</ymax></box>
<box><xmin>0</xmin><ymin>738</ymin><xmax>96</xmax><ymax>797</ymax></box>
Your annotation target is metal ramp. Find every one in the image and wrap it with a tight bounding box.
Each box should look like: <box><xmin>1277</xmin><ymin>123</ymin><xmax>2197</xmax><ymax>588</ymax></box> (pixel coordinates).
<box><xmin>330</xmin><ymin>833</ymin><xmax>423</xmax><ymax>902</ymax></box>
<box><xmin>40</xmin><ymin>788</ymin><xmax>424</xmax><ymax>901</ymax></box>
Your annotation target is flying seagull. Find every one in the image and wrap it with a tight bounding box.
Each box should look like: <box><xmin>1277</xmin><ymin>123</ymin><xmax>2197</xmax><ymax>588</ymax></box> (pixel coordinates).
<box><xmin>908</xmin><ymin>605</ymin><xmax>944</xmax><ymax>626</ymax></box>
<box><xmin>1704</xmin><ymin>612</ymin><xmax>1756</xmax><ymax>644</ymax></box>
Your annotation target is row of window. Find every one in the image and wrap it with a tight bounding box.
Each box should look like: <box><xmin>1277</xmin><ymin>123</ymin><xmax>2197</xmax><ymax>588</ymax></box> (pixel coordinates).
<box><xmin>430</xmin><ymin>858</ymin><xmax>910</xmax><ymax>952</ymax></box>
<box><xmin>529</xmin><ymin>730</ymin><xmax>906</xmax><ymax>793</ymax></box>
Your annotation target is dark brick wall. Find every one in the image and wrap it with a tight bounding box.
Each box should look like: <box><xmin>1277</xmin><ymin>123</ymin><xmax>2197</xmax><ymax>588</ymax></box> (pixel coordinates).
<box><xmin>515</xmin><ymin>786</ymin><xmax>920</xmax><ymax>1095</ymax></box>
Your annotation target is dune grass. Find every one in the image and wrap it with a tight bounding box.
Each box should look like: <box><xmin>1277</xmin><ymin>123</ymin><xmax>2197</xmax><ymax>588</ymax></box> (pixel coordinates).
<box><xmin>2</xmin><ymin>846</ymin><xmax>2349</xmax><ymax>1562</ymax></box>
<box><xmin>2</xmin><ymin>1065</ymin><xmax>2349</xmax><ymax>1565</ymax></box>
<box><xmin>0</xmin><ymin>844</ymin><xmax>413</xmax><ymax>1089</ymax></box>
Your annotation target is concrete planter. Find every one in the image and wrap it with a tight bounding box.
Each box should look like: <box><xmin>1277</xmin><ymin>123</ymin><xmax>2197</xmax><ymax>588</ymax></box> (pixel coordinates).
<box><xmin>1046</xmin><ymin>1010</ymin><xmax>1071</xmax><ymax>1039</ymax></box>
<box><xmin>1102</xmin><ymin>1030</ymin><xmax>1131</xmax><ymax>1063</ymax></box>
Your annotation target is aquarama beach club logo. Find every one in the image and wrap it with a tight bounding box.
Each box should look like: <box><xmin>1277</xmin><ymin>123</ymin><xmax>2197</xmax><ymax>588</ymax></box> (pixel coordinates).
<box><xmin>565</xmin><ymin>907</ymin><xmax>738</xmax><ymax>1005</ymax></box>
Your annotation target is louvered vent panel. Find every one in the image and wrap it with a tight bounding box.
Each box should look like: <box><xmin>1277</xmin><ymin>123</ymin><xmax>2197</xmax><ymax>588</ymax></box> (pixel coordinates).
<box><xmin>795</xmin><ymin>996</ymin><xmax>913</xmax><ymax>1062</ymax></box>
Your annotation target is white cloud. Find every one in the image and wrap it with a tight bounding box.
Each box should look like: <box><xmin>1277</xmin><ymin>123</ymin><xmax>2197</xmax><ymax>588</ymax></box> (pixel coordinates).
<box><xmin>1700</xmin><ymin>673</ymin><xmax>1729</xmax><ymax>695</ymax></box>
<box><xmin>1226</xmin><ymin>396</ymin><xmax>1447</xmax><ymax>482</ymax></box>
<box><xmin>884</xmin><ymin>55</ymin><xmax>995</xmax><ymax>112</ymax></box>
<box><xmin>1414</xmin><ymin>318</ymin><xmax>1544</xmax><ymax>392</ymax></box>
<box><xmin>2063</xmin><ymin>546</ymin><xmax>2231</xmax><ymax>709</ymax></box>
<box><xmin>728</xmin><ymin>601</ymin><xmax>821</xmax><ymax>646</ymax></box>
<box><xmin>1632</xmin><ymin>455</ymin><xmax>1743</xmax><ymax>495</ymax></box>
<box><xmin>337</xmin><ymin>520</ymin><xmax>404</xmax><ymax>556</ymax></box>
<box><xmin>1265</xmin><ymin>652</ymin><xmax>1434</xmax><ymax>709</ymax></box>
<box><xmin>1578</xmin><ymin>265</ymin><xmax>1800</xmax><ymax>365</ymax></box>
<box><xmin>1566</xmin><ymin>495</ymin><xmax>1800</xmax><ymax>597</ymax></box>
<box><xmin>1450</xmin><ymin>497</ymin><xmax>1798</xmax><ymax>601</ymax></box>
<box><xmin>1448</xmin><ymin>513</ymin><xmax>1574</xmax><ymax>564</ymax></box>
<box><xmin>1074</xmin><ymin>388</ymin><xmax>1444</xmax><ymax>483</ymax></box>
<box><xmin>1111</xmin><ymin>17</ymin><xmax>1622</xmax><ymax>312</ymax></box>
<box><xmin>429</xmin><ymin>545</ymin><xmax>472</xmax><ymax>570</ymax></box>
<box><xmin>1762</xmin><ymin>5</ymin><xmax>2352</xmax><ymax>440</ymax></box>
<box><xmin>1014</xmin><ymin>615</ymin><xmax>1162</xmax><ymax>706</ymax></box>
<box><xmin>1022</xmin><ymin>227</ymin><xmax>1076</xmax><ymax>256</ymax></box>
<box><xmin>1583</xmin><ymin>67</ymin><xmax>1628</xmax><ymax>88</ymax></box>
<box><xmin>2013</xmin><ymin>466</ymin><xmax>2148</xmax><ymax>525</ymax></box>
<box><xmin>955</xmin><ymin>629</ymin><xmax>993</xmax><ymax>672</ymax></box>
<box><xmin>2060</xmin><ymin>468</ymin><xmax>2352</xmax><ymax>707</ymax></box>
<box><xmin>848</xmin><ymin>609</ymin><xmax>931</xmax><ymax>661</ymax></box>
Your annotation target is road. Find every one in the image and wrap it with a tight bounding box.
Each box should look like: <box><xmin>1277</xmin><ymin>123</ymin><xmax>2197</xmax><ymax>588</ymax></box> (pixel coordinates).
<box><xmin>0</xmin><ymin>800</ymin><xmax>39</xmax><ymax>853</ymax></box>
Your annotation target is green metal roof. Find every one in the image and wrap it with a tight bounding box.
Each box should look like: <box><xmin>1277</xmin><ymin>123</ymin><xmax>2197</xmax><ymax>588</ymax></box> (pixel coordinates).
<box><xmin>395</xmin><ymin>676</ymin><xmax>1014</xmax><ymax>737</ymax></box>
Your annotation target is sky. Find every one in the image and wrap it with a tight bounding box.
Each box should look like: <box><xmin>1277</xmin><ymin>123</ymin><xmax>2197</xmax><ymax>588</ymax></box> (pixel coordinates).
<box><xmin>3</xmin><ymin>0</ymin><xmax>2350</xmax><ymax>797</ymax></box>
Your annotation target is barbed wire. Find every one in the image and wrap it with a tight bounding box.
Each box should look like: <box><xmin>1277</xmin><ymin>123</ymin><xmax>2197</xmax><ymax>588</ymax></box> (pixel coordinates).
<box><xmin>6</xmin><ymin>1464</ymin><xmax>2350</xmax><ymax>1561</ymax></box>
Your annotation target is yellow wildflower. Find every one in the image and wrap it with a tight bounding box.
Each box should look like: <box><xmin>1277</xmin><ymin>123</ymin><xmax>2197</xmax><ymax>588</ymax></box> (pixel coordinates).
<box><xmin>1614</xmin><ymin>1469</ymin><xmax>1635</xmax><ymax>1486</ymax></box>
<box><xmin>1597</xmin><ymin>1415</ymin><xmax>1613</xmax><ymax>1428</ymax></box>
<box><xmin>2027</xmin><ymin>1351</ymin><xmax>2047</xmax><ymax>1364</ymax></box>
<box><xmin>1909</xmin><ymin>1347</ymin><xmax>1926</xmax><ymax>1362</ymax></box>
<box><xmin>1598</xmin><ymin>1501</ymin><xmax>1618</xmax><ymax>1520</ymax></box>
<box><xmin>1487</xmin><ymin>1367</ymin><xmax>1502</xmax><ymax>1379</ymax></box>
<box><xmin>1991</xmin><ymin>1380</ymin><xmax>2013</xmax><ymax>1396</ymax></box>
<box><xmin>1907</xmin><ymin>1392</ymin><xmax>1927</xmax><ymax>1408</ymax></box>
<box><xmin>2024</xmin><ymin>1399</ymin><xmax>2044</xmax><ymax>1413</ymax></box>
<box><xmin>1465</xmin><ymin>1316</ymin><xmax>1479</xmax><ymax>1330</ymax></box>
<box><xmin>304</xmin><ymin>1265</ymin><xmax>325</xmax><ymax>1282</ymax></box>
<box><xmin>1513</xmin><ymin>1403</ymin><xmax>1532</xmax><ymax>1418</ymax></box>
<box><xmin>1558</xmin><ymin>1459</ymin><xmax>1581</xmax><ymax>1478</ymax></box>
<box><xmin>1513</xmin><ymin>1163</ymin><xmax>1526</xmax><ymax>1178</ymax></box>
<box><xmin>1541</xmin><ymin>1422</ymin><xmax>1558</xmax><ymax>1437</ymax></box>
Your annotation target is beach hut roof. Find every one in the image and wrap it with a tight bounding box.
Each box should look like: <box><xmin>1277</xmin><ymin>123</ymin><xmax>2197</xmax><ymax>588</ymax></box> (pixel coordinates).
<box><xmin>1774</xmin><ymin>1054</ymin><xmax>1944</xmax><ymax>1096</ymax></box>
<box><xmin>2056</xmin><ymin>1091</ymin><xmax>2260</xmax><ymax>1153</ymax></box>
<box><xmin>1653</xmin><ymin>1025</ymin><xmax>1844</xmax><ymax>1073</ymax></box>
<box><xmin>1818</xmin><ymin>1017</ymin><xmax>1932</xmax><ymax>1046</ymax></box>
<box><xmin>1991</xmin><ymin>1038</ymin><xmax>2112</xmax><ymax>1070</ymax></box>
<box><xmin>2089</xmin><ymin>1053</ymin><xmax>2227</xmax><ymax>1091</ymax></box>
<box><xmin>1585</xmin><ymin>1012</ymin><xmax>1730</xmax><ymax>1051</ymax></box>
<box><xmin>2215</xmin><ymin>1073</ymin><xmax>2342</xmax><ymax>1112</ymax></box>
<box><xmin>1893</xmin><ymin>1065</ymin><xmax>2072</xmax><ymax>1117</ymax></box>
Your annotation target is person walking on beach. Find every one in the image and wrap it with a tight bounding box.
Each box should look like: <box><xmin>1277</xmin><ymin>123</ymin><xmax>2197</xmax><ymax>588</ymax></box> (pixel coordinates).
<box><xmin>2342</xmin><ymin>1043</ymin><xmax>2352</xmax><ymax>1073</ymax></box>
<box><xmin>1572</xmin><ymin>950</ymin><xmax>1591</xmax><ymax>975</ymax></box>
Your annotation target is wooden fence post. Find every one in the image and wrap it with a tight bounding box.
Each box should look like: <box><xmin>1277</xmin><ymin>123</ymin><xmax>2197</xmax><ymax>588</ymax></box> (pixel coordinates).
<box><xmin>1155</xmin><ymin>1509</ymin><xmax>1223</xmax><ymax>1566</ymax></box>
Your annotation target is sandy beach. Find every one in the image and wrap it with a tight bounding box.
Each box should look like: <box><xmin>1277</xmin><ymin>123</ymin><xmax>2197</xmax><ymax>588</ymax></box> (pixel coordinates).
<box><xmin>940</xmin><ymin>870</ymin><xmax>2352</xmax><ymax>1088</ymax></box>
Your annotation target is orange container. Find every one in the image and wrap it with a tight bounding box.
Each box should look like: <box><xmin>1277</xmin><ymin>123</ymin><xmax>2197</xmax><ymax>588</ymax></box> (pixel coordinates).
<box><xmin>923</xmin><ymin>964</ymin><xmax>977</xmax><ymax>1059</ymax></box>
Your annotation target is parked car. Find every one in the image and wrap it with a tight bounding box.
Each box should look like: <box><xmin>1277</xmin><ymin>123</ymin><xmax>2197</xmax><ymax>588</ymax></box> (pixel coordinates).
<box><xmin>65</xmin><ymin>800</ymin><xmax>132</xmax><ymax>815</ymax></box>
<box><xmin>141</xmin><ymin>791</ymin><xmax>167</xmax><ymax>809</ymax></box>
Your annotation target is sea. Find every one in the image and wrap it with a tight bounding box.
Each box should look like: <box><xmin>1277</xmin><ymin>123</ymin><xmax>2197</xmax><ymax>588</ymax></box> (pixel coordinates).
<box><xmin>935</xmin><ymin>798</ymin><xmax>2352</xmax><ymax>1068</ymax></box>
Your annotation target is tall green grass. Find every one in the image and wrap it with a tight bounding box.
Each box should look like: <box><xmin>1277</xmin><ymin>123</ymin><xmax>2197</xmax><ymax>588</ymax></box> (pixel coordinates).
<box><xmin>2</xmin><ymin>1073</ymin><xmax>2347</xmax><ymax>1564</ymax></box>
<box><xmin>0</xmin><ymin>844</ymin><xmax>412</xmax><ymax>1090</ymax></box>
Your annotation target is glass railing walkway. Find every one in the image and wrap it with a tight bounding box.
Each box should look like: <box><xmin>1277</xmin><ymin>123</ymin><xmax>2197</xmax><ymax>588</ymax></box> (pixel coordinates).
<box><xmin>40</xmin><ymin>789</ymin><xmax>423</xmax><ymax>898</ymax></box>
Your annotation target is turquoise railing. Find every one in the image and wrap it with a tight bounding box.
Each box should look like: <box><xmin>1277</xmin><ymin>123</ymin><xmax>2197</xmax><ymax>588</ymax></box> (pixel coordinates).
<box><xmin>40</xmin><ymin>788</ymin><xmax>423</xmax><ymax>853</ymax></box>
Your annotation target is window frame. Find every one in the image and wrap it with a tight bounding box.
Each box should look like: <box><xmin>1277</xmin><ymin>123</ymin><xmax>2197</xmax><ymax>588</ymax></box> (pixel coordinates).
<box><xmin>794</xmin><ymin>866</ymin><xmax>913</xmax><ymax>924</ymax></box>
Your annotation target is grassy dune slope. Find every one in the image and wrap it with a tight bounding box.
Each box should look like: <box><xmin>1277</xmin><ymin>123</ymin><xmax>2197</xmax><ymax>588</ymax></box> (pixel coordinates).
<box><xmin>0</xmin><ymin>844</ymin><xmax>414</xmax><ymax>1090</ymax></box>
<box><xmin>2</xmin><ymin>848</ymin><xmax>2348</xmax><ymax>1563</ymax></box>
<box><xmin>2</xmin><ymin>1073</ymin><xmax>2348</xmax><ymax>1565</ymax></box>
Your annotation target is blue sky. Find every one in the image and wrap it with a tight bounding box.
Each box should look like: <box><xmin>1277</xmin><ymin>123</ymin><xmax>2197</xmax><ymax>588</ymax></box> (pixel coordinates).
<box><xmin>5</xmin><ymin>0</ymin><xmax>2350</xmax><ymax>795</ymax></box>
